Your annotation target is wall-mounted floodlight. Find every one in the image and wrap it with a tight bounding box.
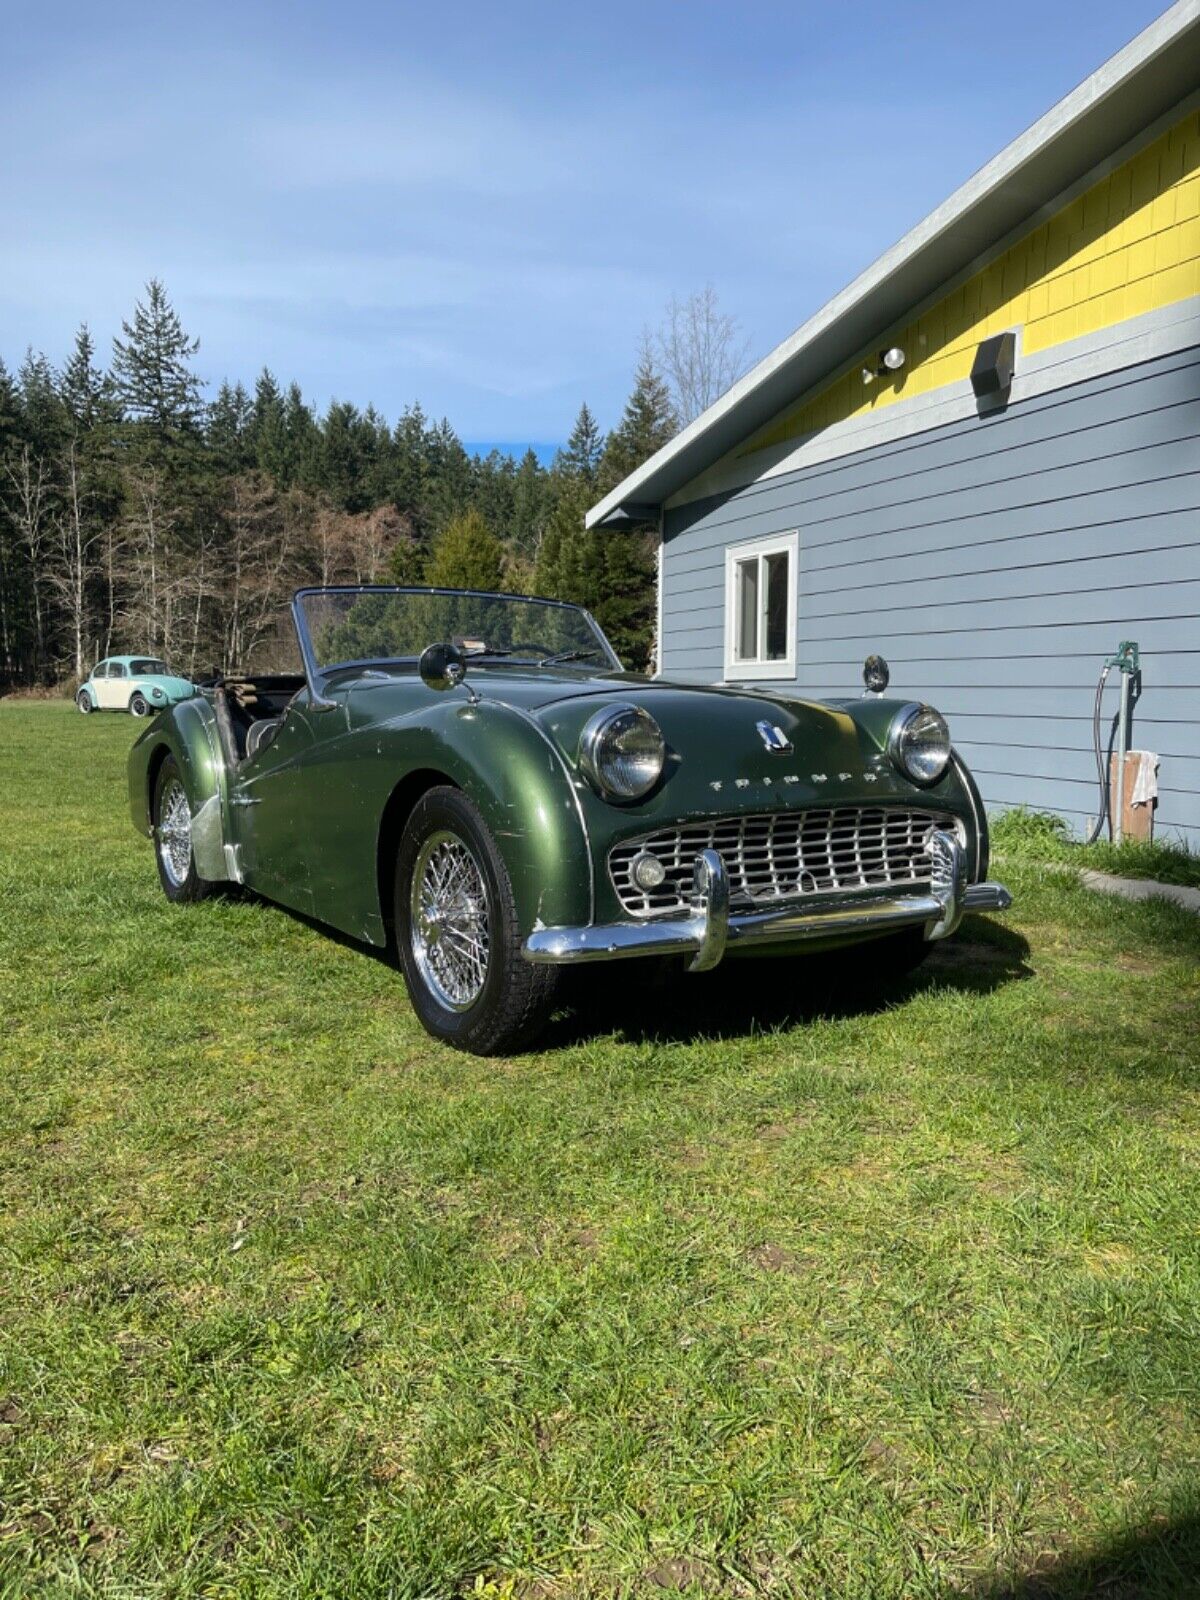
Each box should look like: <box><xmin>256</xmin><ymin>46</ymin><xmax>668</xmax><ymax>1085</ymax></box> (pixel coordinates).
<box><xmin>862</xmin><ymin>347</ymin><xmax>907</xmax><ymax>384</ymax></box>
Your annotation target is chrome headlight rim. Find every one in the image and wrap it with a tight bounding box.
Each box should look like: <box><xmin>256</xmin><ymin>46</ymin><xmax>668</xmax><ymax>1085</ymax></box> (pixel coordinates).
<box><xmin>578</xmin><ymin>703</ymin><xmax>666</xmax><ymax>802</ymax></box>
<box><xmin>887</xmin><ymin>701</ymin><xmax>952</xmax><ymax>787</ymax></box>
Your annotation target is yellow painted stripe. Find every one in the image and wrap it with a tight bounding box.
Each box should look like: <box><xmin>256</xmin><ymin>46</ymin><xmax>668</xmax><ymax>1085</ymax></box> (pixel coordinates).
<box><xmin>749</xmin><ymin>109</ymin><xmax>1200</xmax><ymax>456</ymax></box>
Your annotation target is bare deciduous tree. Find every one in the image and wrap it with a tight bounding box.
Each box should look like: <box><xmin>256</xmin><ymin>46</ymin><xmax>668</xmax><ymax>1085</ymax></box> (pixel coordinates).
<box><xmin>47</xmin><ymin>440</ymin><xmax>103</xmax><ymax>680</ymax></box>
<box><xmin>219</xmin><ymin>474</ymin><xmax>308</xmax><ymax>671</ymax></box>
<box><xmin>655</xmin><ymin>286</ymin><xmax>751</xmax><ymax>427</ymax></box>
<box><xmin>3</xmin><ymin>446</ymin><xmax>51</xmax><ymax>677</ymax></box>
<box><xmin>122</xmin><ymin>469</ymin><xmax>181</xmax><ymax>658</ymax></box>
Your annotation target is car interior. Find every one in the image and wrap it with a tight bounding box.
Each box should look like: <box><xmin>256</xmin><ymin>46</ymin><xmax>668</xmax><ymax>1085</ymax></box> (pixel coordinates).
<box><xmin>211</xmin><ymin>675</ymin><xmax>307</xmax><ymax>763</ymax></box>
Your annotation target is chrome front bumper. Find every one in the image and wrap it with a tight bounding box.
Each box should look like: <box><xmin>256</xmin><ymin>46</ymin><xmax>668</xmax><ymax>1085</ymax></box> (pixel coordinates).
<box><xmin>523</xmin><ymin>827</ymin><xmax>1011</xmax><ymax>970</ymax></box>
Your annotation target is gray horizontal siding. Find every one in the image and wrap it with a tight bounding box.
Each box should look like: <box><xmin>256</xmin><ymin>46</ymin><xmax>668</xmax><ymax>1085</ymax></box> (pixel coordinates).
<box><xmin>660</xmin><ymin>342</ymin><xmax>1200</xmax><ymax>847</ymax></box>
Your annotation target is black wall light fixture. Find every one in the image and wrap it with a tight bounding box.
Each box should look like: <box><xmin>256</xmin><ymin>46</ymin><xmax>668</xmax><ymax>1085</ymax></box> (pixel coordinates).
<box><xmin>971</xmin><ymin>330</ymin><xmax>1016</xmax><ymax>399</ymax></box>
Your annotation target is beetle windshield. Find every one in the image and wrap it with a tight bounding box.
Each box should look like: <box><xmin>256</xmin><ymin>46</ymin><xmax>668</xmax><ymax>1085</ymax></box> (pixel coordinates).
<box><xmin>297</xmin><ymin>587</ymin><xmax>617</xmax><ymax>672</ymax></box>
<box><xmin>130</xmin><ymin>659</ymin><xmax>171</xmax><ymax>676</ymax></box>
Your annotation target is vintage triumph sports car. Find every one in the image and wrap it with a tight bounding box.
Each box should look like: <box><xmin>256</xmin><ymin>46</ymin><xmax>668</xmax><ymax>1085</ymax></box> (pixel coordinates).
<box><xmin>78</xmin><ymin>655</ymin><xmax>195</xmax><ymax>717</ymax></box>
<box><xmin>127</xmin><ymin>586</ymin><xmax>1011</xmax><ymax>1054</ymax></box>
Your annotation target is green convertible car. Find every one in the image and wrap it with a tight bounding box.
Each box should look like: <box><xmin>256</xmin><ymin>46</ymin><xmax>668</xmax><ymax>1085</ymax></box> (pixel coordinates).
<box><xmin>128</xmin><ymin>585</ymin><xmax>1011</xmax><ymax>1053</ymax></box>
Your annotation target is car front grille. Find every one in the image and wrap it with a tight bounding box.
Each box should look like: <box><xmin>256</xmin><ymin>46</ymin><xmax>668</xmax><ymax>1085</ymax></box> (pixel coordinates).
<box><xmin>609</xmin><ymin>806</ymin><xmax>952</xmax><ymax>918</ymax></box>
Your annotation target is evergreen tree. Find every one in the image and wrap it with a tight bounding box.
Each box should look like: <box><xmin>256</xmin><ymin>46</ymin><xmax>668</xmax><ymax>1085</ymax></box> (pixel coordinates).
<box><xmin>424</xmin><ymin>507</ymin><xmax>506</xmax><ymax>591</ymax></box>
<box><xmin>471</xmin><ymin>449</ymin><xmax>516</xmax><ymax>539</ymax></box>
<box><xmin>0</xmin><ymin>359</ymin><xmax>20</xmax><ymax>458</ymax></box>
<box><xmin>111</xmin><ymin>280</ymin><xmax>203</xmax><ymax>435</ymax></box>
<box><xmin>60</xmin><ymin>325</ymin><xmax>112</xmax><ymax>433</ymax></box>
<box><xmin>391</xmin><ymin>404</ymin><xmax>431</xmax><ymax>528</ymax></box>
<box><xmin>320</xmin><ymin>400</ymin><xmax>370</xmax><ymax>512</ymax></box>
<box><xmin>557</xmin><ymin>402</ymin><xmax>605</xmax><ymax>483</ymax></box>
<box><xmin>283</xmin><ymin>382</ymin><xmax>319</xmax><ymax>484</ymax></box>
<box><xmin>386</xmin><ymin>534</ymin><xmax>428</xmax><ymax>586</ymax></box>
<box><xmin>534</xmin><ymin>476</ymin><xmax>593</xmax><ymax>604</ymax></box>
<box><xmin>18</xmin><ymin>349</ymin><xmax>65</xmax><ymax>448</ymax></box>
<box><xmin>423</xmin><ymin>418</ymin><xmax>474</xmax><ymax>532</ymax></box>
<box><xmin>599</xmin><ymin>341</ymin><xmax>677</xmax><ymax>491</ymax></box>
<box><xmin>208</xmin><ymin>381</ymin><xmax>254</xmax><ymax>473</ymax></box>
<box><xmin>510</xmin><ymin>447</ymin><xmax>546</xmax><ymax>556</ymax></box>
<box><xmin>249</xmin><ymin>369</ymin><xmax>288</xmax><ymax>480</ymax></box>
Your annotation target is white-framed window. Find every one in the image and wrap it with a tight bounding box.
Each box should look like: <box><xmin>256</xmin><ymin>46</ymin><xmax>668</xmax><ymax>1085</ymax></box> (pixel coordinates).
<box><xmin>723</xmin><ymin>531</ymin><xmax>798</xmax><ymax>681</ymax></box>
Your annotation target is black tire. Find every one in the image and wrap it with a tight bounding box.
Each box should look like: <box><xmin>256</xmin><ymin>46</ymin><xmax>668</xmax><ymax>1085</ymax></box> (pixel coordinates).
<box><xmin>129</xmin><ymin>693</ymin><xmax>150</xmax><ymax>717</ymax></box>
<box><xmin>152</xmin><ymin>756</ymin><xmax>217</xmax><ymax>903</ymax></box>
<box><xmin>395</xmin><ymin>786</ymin><xmax>559</xmax><ymax>1054</ymax></box>
<box><xmin>76</xmin><ymin>689</ymin><xmax>93</xmax><ymax>714</ymax></box>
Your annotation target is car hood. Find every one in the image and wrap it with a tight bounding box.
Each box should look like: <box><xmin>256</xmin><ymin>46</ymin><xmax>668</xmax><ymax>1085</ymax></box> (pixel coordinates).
<box><xmin>346</xmin><ymin>664</ymin><xmax>960</xmax><ymax>814</ymax></box>
<box><xmin>447</xmin><ymin>667</ymin><xmax>952</xmax><ymax>818</ymax></box>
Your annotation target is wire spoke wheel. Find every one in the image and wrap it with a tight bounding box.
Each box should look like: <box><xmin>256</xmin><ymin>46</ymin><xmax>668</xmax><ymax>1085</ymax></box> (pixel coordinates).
<box><xmin>157</xmin><ymin>777</ymin><xmax>193</xmax><ymax>889</ymax></box>
<box><xmin>410</xmin><ymin>829</ymin><xmax>490</xmax><ymax>1012</ymax></box>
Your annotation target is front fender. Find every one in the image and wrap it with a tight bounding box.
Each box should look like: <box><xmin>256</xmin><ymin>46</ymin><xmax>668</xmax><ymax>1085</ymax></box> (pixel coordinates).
<box><xmin>373</xmin><ymin>698</ymin><xmax>593</xmax><ymax>933</ymax></box>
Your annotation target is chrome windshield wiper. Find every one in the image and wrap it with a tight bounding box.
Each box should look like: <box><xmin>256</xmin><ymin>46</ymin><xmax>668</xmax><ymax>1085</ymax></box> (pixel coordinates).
<box><xmin>537</xmin><ymin>649</ymin><xmax>605</xmax><ymax>667</ymax></box>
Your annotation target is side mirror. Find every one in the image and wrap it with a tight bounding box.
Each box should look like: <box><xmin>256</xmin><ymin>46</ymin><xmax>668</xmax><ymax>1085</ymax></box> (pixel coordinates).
<box><xmin>862</xmin><ymin>654</ymin><xmax>890</xmax><ymax>695</ymax></box>
<box><xmin>418</xmin><ymin>641</ymin><xmax>468</xmax><ymax>692</ymax></box>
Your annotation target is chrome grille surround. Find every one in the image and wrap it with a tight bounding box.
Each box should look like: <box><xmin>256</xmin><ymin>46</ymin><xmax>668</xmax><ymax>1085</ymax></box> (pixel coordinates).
<box><xmin>609</xmin><ymin>806</ymin><xmax>956</xmax><ymax>919</ymax></box>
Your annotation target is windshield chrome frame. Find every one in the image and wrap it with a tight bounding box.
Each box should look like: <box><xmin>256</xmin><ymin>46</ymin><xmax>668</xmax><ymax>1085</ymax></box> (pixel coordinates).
<box><xmin>290</xmin><ymin>584</ymin><xmax>622</xmax><ymax>709</ymax></box>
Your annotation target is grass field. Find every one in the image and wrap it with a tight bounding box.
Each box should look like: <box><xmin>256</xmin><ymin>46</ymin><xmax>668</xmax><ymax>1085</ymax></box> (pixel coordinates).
<box><xmin>2</xmin><ymin>700</ymin><xmax>1199</xmax><ymax>1599</ymax></box>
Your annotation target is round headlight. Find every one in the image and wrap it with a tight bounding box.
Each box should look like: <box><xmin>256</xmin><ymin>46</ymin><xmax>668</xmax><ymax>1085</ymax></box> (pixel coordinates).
<box><xmin>151</xmin><ymin>686</ymin><xmax>165</xmax><ymax>699</ymax></box>
<box><xmin>579</xmin><ymin>705</ymin><xmax>665</xmax><ymax>801</ymax></box>
<box><xmin>889</xmin><ymin>703</ymin><xmax>951</xmax><ymax>785</ymax></box>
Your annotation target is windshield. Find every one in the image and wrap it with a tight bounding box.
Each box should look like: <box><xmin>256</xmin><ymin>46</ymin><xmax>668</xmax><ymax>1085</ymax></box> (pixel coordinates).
<box><xmin>297</xmin><ymin>588</ymin><xmax>617</xmax><ymax>672</ymax></box>
<box><xmin>130</xmin><ymin>659</ymin><xmax>171</xmax><ymax>676</ymax></box>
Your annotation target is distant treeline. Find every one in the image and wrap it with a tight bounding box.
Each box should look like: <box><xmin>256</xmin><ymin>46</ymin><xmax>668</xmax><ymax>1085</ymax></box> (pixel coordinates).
<box><xmin>0</xmin><ymin>280</ymin><xmax>682</xmax><ymax>686</ymax></box>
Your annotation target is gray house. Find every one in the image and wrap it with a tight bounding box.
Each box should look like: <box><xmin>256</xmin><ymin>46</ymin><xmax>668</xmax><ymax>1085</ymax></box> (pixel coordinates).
<box><xmin>589</xmin><ymin>3</ymin><xmax>1200</xmax><ymax>845</ymax></box>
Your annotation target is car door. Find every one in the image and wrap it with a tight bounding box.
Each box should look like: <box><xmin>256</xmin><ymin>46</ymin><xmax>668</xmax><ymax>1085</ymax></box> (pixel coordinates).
<box><xmin>93</xmin><ymin>661</ymin><xmax>119</xmax><ymax>709</ymax></box>
<box><xmin>105</xmin><ymin>661</ymin><xmax>131</xmax><ymax>709</ymax></box>
<box><xmin>231</xmin><ymin>698</ymin><xmax>322</xmax><ymax>915</ymax></box>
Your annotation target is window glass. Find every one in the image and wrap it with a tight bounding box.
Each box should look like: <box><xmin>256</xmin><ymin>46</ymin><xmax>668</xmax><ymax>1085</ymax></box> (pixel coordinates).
<box><xmin>94</xmin><ymin>662</ymin><xmax>109</xmax><ymax>678</ymax></box>
<box><xmin>725</xmin><ymin>534</ymin><xmax>796</xmax><ymax>677</ymax></box>
<box><xmin>109</xmin><ymin>662</ymin><xmax>127</xmax><ymax>678</ymax></box>
<box><xmin>298</xmin><ymin>589</ymin><xmax>613</xmax><ymax>671</ymax></box>
<box><xmin>130</xmin><ymin>659</ymin><xmax>170</xmax><ymax>676</ymax></box>
<box><xmin>763</xmin><ymin>552</ymin><xmax>789</xmax><ymax>661</ymax></box>
<box><xmin>735</xmin><ymin>558</ymin><xmax>758</xmax><ymax>661</ymax></box>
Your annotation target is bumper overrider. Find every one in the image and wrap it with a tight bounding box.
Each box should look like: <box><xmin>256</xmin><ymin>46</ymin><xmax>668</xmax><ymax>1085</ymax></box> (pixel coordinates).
<box><xmin>523</xmin><ymin>827</ymin><xmax>1011</xmax><ymax>971</ymax></box>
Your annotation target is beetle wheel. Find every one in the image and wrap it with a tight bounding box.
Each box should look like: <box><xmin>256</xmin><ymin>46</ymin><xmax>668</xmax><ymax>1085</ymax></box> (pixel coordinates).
<box><xmin>76</xmin><ymin>689</ymin><xmax>93</xmax><ymax>714</ymax></box>
<box><xmin>130</xmin><ymin>692</ymin><xmax>150</xmax><ymax>717</ymax></box>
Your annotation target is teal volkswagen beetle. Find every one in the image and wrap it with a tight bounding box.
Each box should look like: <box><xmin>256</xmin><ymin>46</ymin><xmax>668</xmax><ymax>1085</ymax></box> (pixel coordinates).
<box><xmin>78</xmin><ymin>656</ymin><xmax>195</xmax><ymax>718</ymax></box>
<box><xmin>127</xmin><ymin>586</ymin><xmax>1011</xmax><ymax>1054</ymax></box>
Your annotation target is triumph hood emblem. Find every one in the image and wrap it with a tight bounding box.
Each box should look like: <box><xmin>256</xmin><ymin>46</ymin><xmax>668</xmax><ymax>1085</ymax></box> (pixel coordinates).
<box><xmin>756</xmin><ymin>720</ymin><xmax>792</xmax><ymax>754</ymax></box>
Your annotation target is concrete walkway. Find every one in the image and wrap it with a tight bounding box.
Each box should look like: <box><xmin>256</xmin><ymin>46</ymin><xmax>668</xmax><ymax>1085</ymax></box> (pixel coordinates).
<box><xmin>1080</xmin><ymin>869</ymin><xmax>1200</xmax><ymax>915</ymax></box>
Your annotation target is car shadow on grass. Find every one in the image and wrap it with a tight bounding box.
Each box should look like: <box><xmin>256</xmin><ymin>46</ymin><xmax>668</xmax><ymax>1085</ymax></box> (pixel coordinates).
<box><xmin>949</xmin><ymin>1509</ymin><xmax>1200</xmax><ymax>1598</ymax></box>
<box><xmin>542</xmin><ymin>914</ymin><xmax>1033</xmax><ymax>1048</ymax></box>
<box><xmin>258</xmin><ymin>896</ymin><xmax>1031</xmax><ymax>1051</ymax></box>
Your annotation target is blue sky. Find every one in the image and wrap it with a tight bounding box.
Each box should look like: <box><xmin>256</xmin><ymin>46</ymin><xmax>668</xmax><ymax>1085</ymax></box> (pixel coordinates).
<box><xmin>1</xmin><ymin>0</ymin><xmax>1169</xmax><ymax>446</ymax></box>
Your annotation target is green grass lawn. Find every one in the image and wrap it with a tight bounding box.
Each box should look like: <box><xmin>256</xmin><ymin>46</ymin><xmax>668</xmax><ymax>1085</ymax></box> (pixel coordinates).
<box><xmin>2</xmin><ymin>701</ymin><xmax>1199</xmax><ymax>1599</ymax></box>
<box><xmin>992</xmin><ymin>807</ymin><xmax>1200</xmax><ymax>891</ymax></box>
